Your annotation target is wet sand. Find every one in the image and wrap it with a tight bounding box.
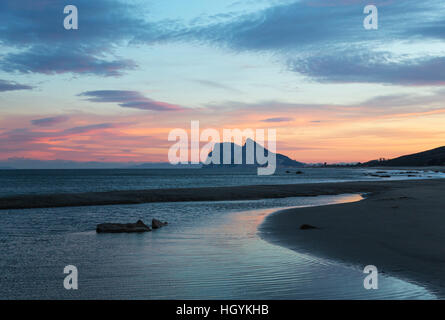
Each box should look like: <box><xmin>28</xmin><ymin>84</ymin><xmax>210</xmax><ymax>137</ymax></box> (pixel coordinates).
<box><xmin>260</xmin><ymin>178</ymin><xmax>445</xmax><ymax>297</ymax></box>
<box><xmin>0</xmin><ymin>178</ymin><xmax>443</xmax><ymax>210</ymax></box>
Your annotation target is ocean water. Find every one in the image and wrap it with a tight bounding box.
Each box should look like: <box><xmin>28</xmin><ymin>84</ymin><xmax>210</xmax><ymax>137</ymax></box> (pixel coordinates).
<box><xmin>0</xmin><ymin>167</ymin><xmax>444</xmax><ymax>196</ymax></box>
<box><xmin>0</xmin><ymin>168</ymin><xmax>441</xmax><ymax>299</ymax></box>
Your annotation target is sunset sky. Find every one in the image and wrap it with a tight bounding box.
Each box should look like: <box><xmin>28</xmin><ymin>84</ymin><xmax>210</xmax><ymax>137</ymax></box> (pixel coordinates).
<box><xmin>1</xmin><ymin>0</ymin><xmax>445</xmax><ymax>163</ymax></box>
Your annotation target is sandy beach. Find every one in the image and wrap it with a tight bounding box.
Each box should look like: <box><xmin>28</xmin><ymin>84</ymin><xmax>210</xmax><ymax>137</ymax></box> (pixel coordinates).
<box><xmin>260</xmin><ymin>178</ymin><xmax>445</xmax><ymax>297</ymax></box>
<box><xmin>0</xmin><ymin>177</ymin><xmax>443</xmax><ymax>210</ymax></box>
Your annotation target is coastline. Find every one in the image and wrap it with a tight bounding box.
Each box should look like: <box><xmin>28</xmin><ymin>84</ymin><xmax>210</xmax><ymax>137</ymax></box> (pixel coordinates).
<box><xmin>2</xmin><ymin>175</ymin><xmax>444</xmax><ymax>298</ymax></box>
<box><xmin>1</xmin><ymin>178</ymin><xmax>444</xmax><ymax>210</ymax></box>
<box><xmin>260</xmin><ymin>178</ymin><xmax>445</xmax><ymax>298</ymax></box>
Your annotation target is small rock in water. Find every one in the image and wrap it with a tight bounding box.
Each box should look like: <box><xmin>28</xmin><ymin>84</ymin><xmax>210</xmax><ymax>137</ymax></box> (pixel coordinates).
<box><xmin>152</xmin><ymin>218</ymin><xmax>168</xmax><ymax>229</ymax></box>
<box><xmin>300</xmin><ymin>224</ymin><xmax>318</xmax><ymax>230</ymax></box>
<box><xmin>96</xmin><ymin>220</ymin><xmax>151</xmax><ymax>233</ymax></box>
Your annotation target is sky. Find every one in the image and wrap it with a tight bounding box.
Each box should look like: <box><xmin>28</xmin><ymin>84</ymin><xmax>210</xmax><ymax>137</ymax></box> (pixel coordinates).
<box><xmin>1</xmin><ymin>0</ymin><xmax>445</xmax><ymax>163</ymax></box>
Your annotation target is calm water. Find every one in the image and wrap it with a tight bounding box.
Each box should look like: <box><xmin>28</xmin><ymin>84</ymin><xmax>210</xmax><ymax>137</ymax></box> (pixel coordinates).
<box><xmin>0</xmin><ymin>169</ymin><xmax>441</xmax><ymax>299</ymax></box>
<box><xmin>0</xmin><ymin>167</ymin><xmax>444</xmax><ymax>196</ymax></box>
<box><xmin>0</xmin><ymin>196</ymin><xmax>436</xmax><ymax>299</ymax></box>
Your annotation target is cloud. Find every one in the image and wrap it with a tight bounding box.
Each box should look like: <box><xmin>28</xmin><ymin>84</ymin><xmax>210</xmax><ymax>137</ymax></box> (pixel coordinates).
<box><xmin>289</xmin><ymin>53</ymin><xmax>445</xmax><ymax>86</ymax></box>
<box><xmin>183</xmin><ymin>1</ymin><xmax>361</xmax><ymax>51</ymax></box>
<box><xmin>0</xmin><ymin>0</ymin><xmax>173</xmax><ymax>76</ymax></box>
<box><xmin>186</xmin><ymin>1</ymin><xmax>445</xmax><ymax>50</ymax></box>
<box><xmin>193</xmin><ymin>79</ymin><xmax>242</xmax><ymax>93</ymax></box>
<box><xmin>31</xmin><ymin>116</ymin><xmax>69</xmax><ymax>126</ymax></box>
<box><xmin>210</xmin><ymin>87</ymin><xmax>445</xmax><ymax>121</ymax></box>
<box><xmin>78</xmin><ymin>90</ymin><xmax>184</xmax><ymax>111</ymax></box>
<box><xmin>0</xmin><ymin>122</ymin><xmax>127</xmax><ymax>152</ymax></box>
<box><xmin>177</xmin><ymin>0</ymin><xmax>445</xmax><ymax>86</ymax></box>
<box><xmin>0</xmin><ymin>79</ymin><xmax>33</xmax><ymax>92</ymax></box>
<box><xmin>1</xmin><ymin>47</ymin><xmax>137</xmax><ymax>77</ymax></box>
<box><xmin>3</xmin><ymin>0</ymin><xmax>445</xmax><ymax>84</ymax></box>
<box><xmin>261</xmin><ymin>117</ymin><xmax>293</xmax><ymax>122</ymax></box>
<box><xmin>0</xmin><ymin>116</ymin><xmax>174</xmax><ymax>162</ymax></box>
<box><xmin>358</xmin><ymin>89</ymin><xmax>445</xmax><ymax>108</ymax></box>
<box><xmin>62</xmin><ymin>123</ymin><xmax>117</xmax><ymax>135</ymax></box>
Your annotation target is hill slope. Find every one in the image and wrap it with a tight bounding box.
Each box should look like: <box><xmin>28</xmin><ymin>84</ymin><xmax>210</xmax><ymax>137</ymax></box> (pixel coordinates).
<box><xmin>364</xmin><ymin>146</ymin><xmax>445</xmax><ymax>166</ymax></box>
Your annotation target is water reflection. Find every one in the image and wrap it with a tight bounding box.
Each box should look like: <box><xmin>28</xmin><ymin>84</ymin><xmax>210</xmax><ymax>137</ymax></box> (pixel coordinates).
<box><xmin>0</xmin><ymin>194</ymin><xmax>436</xmax><ymax>299</ymax></box>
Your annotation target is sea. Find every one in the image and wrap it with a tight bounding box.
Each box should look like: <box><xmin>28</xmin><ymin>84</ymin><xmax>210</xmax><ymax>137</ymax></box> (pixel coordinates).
<box><xmin>0</xmin><ymin>167</ymin><xmax>443</xmax><ymax>299</ymax></box>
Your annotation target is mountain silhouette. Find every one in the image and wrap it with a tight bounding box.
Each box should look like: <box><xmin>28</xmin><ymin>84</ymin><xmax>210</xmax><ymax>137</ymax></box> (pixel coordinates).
<box><xmin>364</xmin><ymin>146</ymin><xmax>445</xmax><ymax>166</ymax></box>
<box><xmin>203</xmin><ymin>139</ymin><xmax>305</xmax><ymax>168</ymax></box>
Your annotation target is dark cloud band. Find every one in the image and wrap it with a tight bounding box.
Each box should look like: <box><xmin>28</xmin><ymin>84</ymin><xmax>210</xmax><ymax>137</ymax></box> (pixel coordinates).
<box><xmin>78</xmin><ymin>90</ymin><xmax>184</xmax><ymax>111</ymax></box>
<box><xmin>0</xmin><ymin>79</ymin><xmax>33</xmax><ymax>92</ymax></box>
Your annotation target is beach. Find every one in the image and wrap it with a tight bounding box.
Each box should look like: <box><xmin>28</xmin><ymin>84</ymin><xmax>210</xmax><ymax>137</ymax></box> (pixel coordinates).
<box><xmin>1</xmin><ymin>169</ymin><xmax>445</xmax><ymax>299</ymax></box>
<box><xmin>260</xmin><ymin>178</ymin><xmax>445</xmax><ymax>297</ymax></box>
<box><xmin>1</xmin><ymin>174</ymin><xmax>444</xmax><ymax>210</ymax></box>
